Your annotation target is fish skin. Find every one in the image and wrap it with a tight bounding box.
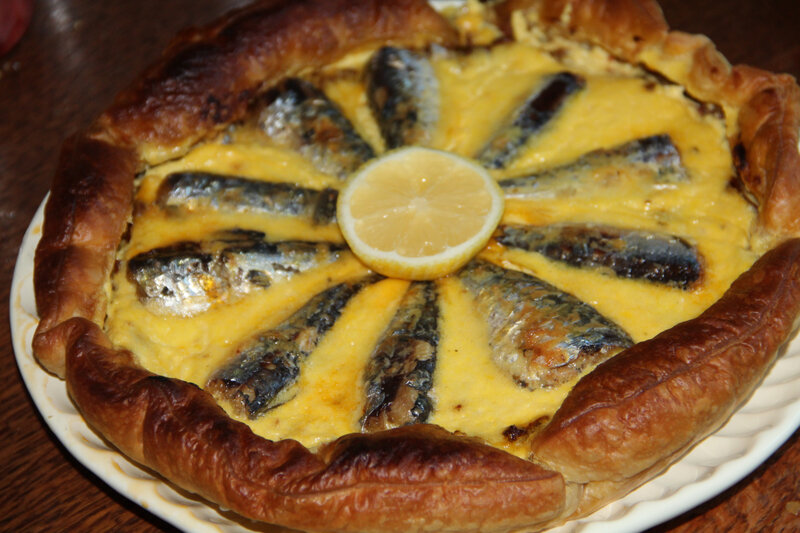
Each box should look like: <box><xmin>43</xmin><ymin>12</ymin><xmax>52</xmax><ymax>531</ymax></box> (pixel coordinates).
<box><xmin>478</xmin><ymin>72</ymin><xmax>586</xmax><ymax>169</ymax></box>
<box><xmin>207</xmin><ymin>275</ymin><xmax>382</xmax><ymax>418</ymax></box>
<box><xmin>156</xmin><ymin>171</ymin><xmax>338</xmax><ymax>225</ymax></box>
<box><xmin>127</xmin><ymin>230</ymin><xmax>345</xmax><ymax>316</ymax></box>
<box><xmin>500</xmin><ymin>134</ymin><xmax>688</xmax><ymax>198</ymax></box>
<box><xmin>361</xmin><ymin>281</ymin><xmax>439</xmax><ymax>432</ymax></box>
<box><xmin>457</xmin><ymin>259</ymin><xmax>633</xmax><ymax>390</ymax></box>
<box><xmin>259</xmin><ymin>78</ymin><xmax>375</xmax><ymax>179</ymax></box>
<box><xmin>496</xmin><ymin>223</ymin><xmax>702</xmax><ymax>289</ymax></box>
<box><xmin>365</xmin><ymin>46</ymin><xmax>440</xmax><ymax>149</ymax></box>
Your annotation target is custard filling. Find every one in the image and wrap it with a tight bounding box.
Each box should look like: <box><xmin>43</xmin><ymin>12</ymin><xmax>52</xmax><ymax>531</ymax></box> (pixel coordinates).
<box><xmin>106</xmin><ymin>30</ymin><xmax>759</xmax><ymax>458</ymax></box>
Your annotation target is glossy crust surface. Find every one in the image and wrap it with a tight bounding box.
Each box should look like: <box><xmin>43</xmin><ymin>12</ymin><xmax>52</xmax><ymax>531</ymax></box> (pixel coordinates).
<box><xmin>31</xmin><ymin>0</ymin><xmax>800</xmax><ymax>531</ymax></box>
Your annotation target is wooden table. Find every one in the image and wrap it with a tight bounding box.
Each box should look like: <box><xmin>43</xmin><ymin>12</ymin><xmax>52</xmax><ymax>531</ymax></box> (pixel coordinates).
<box><xmin>1</xmin><ymin>1</ymin><xmax>798</xmax><ymax>531</ymax></box>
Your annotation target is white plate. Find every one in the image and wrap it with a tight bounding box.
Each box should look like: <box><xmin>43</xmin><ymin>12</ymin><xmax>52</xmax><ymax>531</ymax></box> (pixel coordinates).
<box><xmin>11</xmin><ymin>199</ymin><xmax>800</xmax><ymax>532</ymax></box>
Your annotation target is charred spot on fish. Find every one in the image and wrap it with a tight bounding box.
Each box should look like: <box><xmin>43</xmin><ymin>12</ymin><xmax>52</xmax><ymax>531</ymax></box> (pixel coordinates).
<box><xmin>244</xmin><ymin>270</ymin><xmax>272</xmax><ymax>288</ymax></box>
<box><xmin>479</xmin><ymin>72</ymin><xmax>585</xmax><ymax>169</ymax></box>
<box><xmin>313</xmin><ymin>188</ymin><xmax>339</xmax><ymax>226</ymax></box>
<box><xmin>409</xmin><ymin>395</ymin><xmax>432</xmax><ymax>422</ymax></box>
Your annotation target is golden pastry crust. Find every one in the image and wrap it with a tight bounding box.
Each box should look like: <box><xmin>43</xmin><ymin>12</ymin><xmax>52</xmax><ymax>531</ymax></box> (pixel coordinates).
<box><xmin>31</xmin><ymin>0</ymin><xmax>800</xmax><ymax>531</ymax></box>
<box><xmin>735</xmin><ymin>70</ymin><xmax>800</xmax><ymax>235</ymax></box>
<box><xmin>33</xmin><ymin>134</ymin><xmax>138</xmax><ymax>377</ymax></box>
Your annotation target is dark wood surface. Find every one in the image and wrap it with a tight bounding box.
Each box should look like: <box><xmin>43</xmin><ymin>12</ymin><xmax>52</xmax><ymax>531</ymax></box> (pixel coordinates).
<box><xmin>1</xmin><ymin>1</ymin><xmax>799</xmax><ymax>531</ymax></box>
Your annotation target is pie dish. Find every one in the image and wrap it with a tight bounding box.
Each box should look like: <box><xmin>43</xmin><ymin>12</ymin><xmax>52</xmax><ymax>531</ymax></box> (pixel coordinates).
<box><xmin>31</xmin><ymin>0</ymin><xmax>800</xmax><ymax>532</ymax></box>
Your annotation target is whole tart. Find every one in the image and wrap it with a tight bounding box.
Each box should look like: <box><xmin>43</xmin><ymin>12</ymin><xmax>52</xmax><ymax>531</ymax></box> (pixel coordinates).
<box><xmin>32</xmin><ymin>0</ymin><xmax>800</xmax><ymax>531</ymax></box>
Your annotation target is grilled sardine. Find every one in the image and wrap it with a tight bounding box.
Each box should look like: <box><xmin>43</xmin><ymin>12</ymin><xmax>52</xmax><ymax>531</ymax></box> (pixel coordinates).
<box><xmin>365</xmin><ymin>46</ymin><xmax>440</xmax><ymax>149</ymax></box>
<box><xmin>259</xmin><ymin>78</ymin><xmax>375</xmax><ymax>178</ymax></box>
<box><xmin>478</xmin><ymin>72</ymin><xmax>585</xmax><ymax>169</ymax></box>
<box><xmin>496</xmin><ymin>223</ymin><xmax>702</xmax><ymax>289</ymax></box>
<box><xmin>156</xmin><ymin>171</ymin><xmax>338</xmax><ymax>225</ymax></box>
<box><xmin>361</xmin><ymin>281</ymin><xmax>439</xmax><ymax>432</ymax></box>
<box><xmin>207</xmin><ymin>275</ymin><xmax>382</xmax><ymax>418</ymax></box>
<box><xmin>500</xmin><ymin>134</ymin><xmax>687</xmax><ymax>198</ymax></box>
<box><xmin>128</xmin><ymin>230</ymin><xmax>345</xmax><ymax>316</ymax></box>
<box><xmin>457</xmin><ymin>260</ymin><xmax>633</xmax><ymax>389</ymax></box>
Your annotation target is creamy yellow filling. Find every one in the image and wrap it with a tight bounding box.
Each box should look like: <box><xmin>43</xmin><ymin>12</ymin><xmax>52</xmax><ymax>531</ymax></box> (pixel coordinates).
<box><xmin>139</xmin><ymin>142</ymin><xmax>340</xmax><ymax>196</ymax></box>
<box><xmin>106</xmin><ymin>37</ymin><xmax>759</xmax><ymax>457</ymax></box>
<box><xmin>432</xmin><ymin>43</ymin><xmax>564</xmax><ymax>157</ymax></box>
<box><xmin>323</xmin><ymin>74</ymin><xmax>386</xmax><ymax>154</ymax></box>
<box><xmin>241</xmin><ymin>279</ymin><xmax>410</xmax><ymax>448</ymax></box>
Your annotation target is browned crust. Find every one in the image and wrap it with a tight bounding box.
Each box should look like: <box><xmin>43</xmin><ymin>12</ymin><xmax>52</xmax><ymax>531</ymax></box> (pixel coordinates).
<box><xmin>33</xmin><ymin>134</ymin><xmax>138</xmax><ymax>377</ymax></box>
<box><xmin>64</xmin><ymin>318</ymin><xmax>566</xmax><ymax>533</ymax></box>
<box><xmin>734</xmin><ymin>69</ymin><xmax>800</xmax><ymax>235</ymax></box>
<box><xmin>532</xmin><ymin>238</ymin><xmax>800</xmax><ymax>482</ymax></box>
<box><xmin>495</xmin><ymin>0</ymin><xmax>800</xmax><ymax>238</ymax></box>
<box><xmin>495</xmin><ymin>0</ymin><xmax>669</xmax><ymax>57</ymax></box>
<box><xmin>29</xmin><ymin>0</ymin><xmax>800</xmax><ymax>531</ymax></box>
<box><xmin>100</xmin><ymin>0</ymin><xmax>458</xmax><ymax>155</ymax></box>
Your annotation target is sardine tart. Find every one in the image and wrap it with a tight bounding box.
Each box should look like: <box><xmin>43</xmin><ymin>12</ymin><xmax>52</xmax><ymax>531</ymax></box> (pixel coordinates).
<box><xmin>31</xmin><ymin>0</ymin><xmax>800</xmax><ymax>531</ymax></box>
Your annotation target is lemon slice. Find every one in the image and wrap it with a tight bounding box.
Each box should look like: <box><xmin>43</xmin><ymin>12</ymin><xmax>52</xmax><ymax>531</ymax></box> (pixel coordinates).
<box><xmin>337</xmin><ymin>147</ymin><xmax>504</xmax><ymax>280</ymax></box>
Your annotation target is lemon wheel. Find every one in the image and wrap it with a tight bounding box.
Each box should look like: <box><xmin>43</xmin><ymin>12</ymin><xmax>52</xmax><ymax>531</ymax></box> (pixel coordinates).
<box><xmin>337</xmin><ymin>147</ymin><xmax>504</xmax><ymax>280</ymax></box>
